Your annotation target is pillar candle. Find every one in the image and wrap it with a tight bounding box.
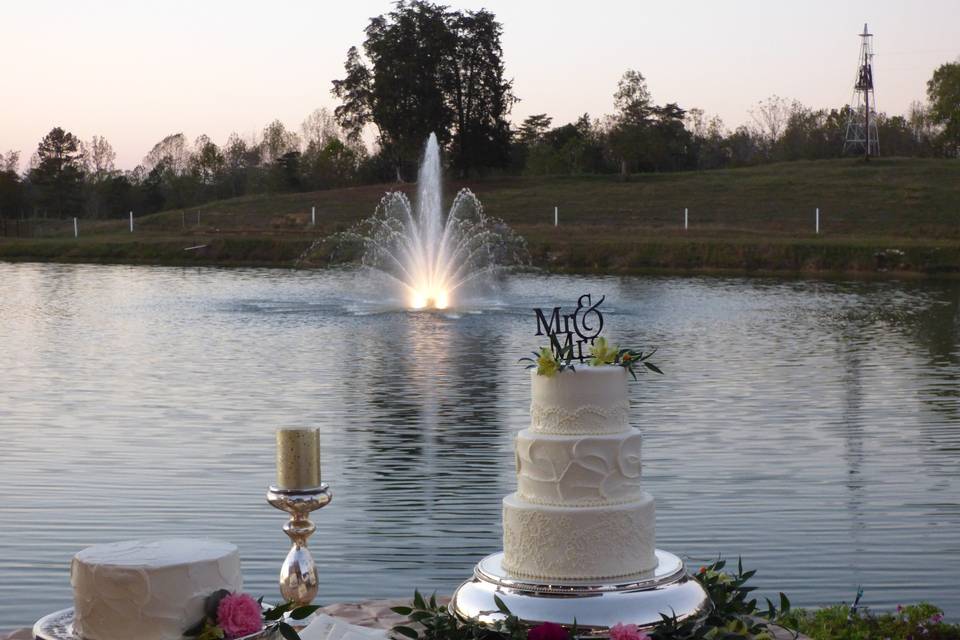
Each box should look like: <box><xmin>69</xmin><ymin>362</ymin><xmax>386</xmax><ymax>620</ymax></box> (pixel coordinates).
<box><xmin>275</xmin><ymin>428</ymin><xmax>321</xmax><ymax>490</ymax></box>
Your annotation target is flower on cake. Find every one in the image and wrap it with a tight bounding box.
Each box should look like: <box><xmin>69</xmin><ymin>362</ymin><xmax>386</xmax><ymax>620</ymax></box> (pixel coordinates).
<box><xmin>520</xmin><ymin>339</ymin><xmax>662</xmax><ymax>380</ymax></box>
<box><xmin>519</xmin><ymin>346</ymin><xmax>575</xmax><ymax>377</ymax></box>
<box><xmin>587</xmin><ymin>337</ymin><xmax>619</xmax><ymax>365</ymax></box>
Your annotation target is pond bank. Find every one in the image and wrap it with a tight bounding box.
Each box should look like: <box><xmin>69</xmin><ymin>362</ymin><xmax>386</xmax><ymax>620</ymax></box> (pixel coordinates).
<box><xmin>1</xmin><ymin>233</ymin><xmax>958</xmax><ymax>278</ymax></box>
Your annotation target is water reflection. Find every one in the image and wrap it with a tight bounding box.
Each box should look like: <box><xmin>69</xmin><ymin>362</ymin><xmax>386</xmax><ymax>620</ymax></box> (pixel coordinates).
<box><xmin>0</xmin><ymin>264</ymin><xmax>958</xmax><ymax>628</ymax></box>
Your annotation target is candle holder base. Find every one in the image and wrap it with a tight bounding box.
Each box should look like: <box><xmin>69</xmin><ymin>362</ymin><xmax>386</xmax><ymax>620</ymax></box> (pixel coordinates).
<box><xmin>267</xmin><ymin>484</ymin><xmax>332</xmax><ymax>607</ymax></box>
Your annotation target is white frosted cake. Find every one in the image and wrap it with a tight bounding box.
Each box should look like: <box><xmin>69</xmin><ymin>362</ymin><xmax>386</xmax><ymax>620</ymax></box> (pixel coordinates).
<box><xmin>70</xmin><ymin>538</ymin><xmax>243</xmax><ymax>640</ymax></box>
<box><xmin>502</xmin><ymin>366</ymin><xmax>657</xmax><ymax>580</ymax></box>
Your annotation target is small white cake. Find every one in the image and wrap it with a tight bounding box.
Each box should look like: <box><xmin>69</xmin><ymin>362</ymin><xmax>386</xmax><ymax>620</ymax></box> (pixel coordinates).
<box><xmin>70</xmin><ymin>538</ymin><xmax>243</xmax><ymax>640</ymax></box>
<box><xmin>502</xmin><ymin>366</ymin><xmax>657</xmax><ymax>580</ymax></box>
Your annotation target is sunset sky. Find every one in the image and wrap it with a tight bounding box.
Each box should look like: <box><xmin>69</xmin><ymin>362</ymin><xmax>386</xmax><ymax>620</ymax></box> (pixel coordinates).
<box><xmin>2</xmin><ymin>0</ymin><xmax>957</xmax><ymax>170</ymax></box>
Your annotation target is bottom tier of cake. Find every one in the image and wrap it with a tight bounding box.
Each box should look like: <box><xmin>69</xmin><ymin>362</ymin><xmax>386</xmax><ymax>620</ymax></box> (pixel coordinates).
<box><xmin>502</xmin><ymin>492</ymin><xmax>657</xmax><ymax>581</ymax></box>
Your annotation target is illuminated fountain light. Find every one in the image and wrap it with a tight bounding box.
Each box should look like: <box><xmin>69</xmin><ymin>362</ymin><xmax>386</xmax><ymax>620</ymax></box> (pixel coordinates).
<box><xmin>353</xmin><ymin>134</ymin><xmax>527</xmax><ymax>310</ymax></box>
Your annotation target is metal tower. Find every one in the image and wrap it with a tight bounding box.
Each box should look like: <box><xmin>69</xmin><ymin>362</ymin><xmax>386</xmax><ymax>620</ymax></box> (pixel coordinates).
<box><xmin>843</xmin><ymin>24</ymin><xmax>880</xmax><ymax>159</ymax></box>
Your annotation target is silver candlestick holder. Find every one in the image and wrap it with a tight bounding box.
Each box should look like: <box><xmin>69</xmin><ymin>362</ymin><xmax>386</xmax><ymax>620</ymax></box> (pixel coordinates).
<box><xmin>266</xmin><ymin>483</ymin><xmax>332</xmax><ymax>606</ymax></box>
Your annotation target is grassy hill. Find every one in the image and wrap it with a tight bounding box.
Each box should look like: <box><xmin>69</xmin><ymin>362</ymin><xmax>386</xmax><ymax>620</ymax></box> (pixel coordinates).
<box><xmin>2</xmin><ymin>157</ymin><xmax>959</xmax><ymax>275</ymax></box>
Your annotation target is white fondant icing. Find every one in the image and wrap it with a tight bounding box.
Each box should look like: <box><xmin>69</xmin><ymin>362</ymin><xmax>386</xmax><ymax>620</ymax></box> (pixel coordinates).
<box><xmin>515</xmin><ymin>429</ymin><xmax>644</xmax><ymax>506</ymax></box>
<box><xmin>71</xmin><ymin>538</ymin><xmax>243</xmax><ymax>640</ymax></box>
<box><xmin>502</xmin><ymin>492</ymin><xmax>657</xmax><ymax>580</ymax></box>
<box><xmin>530</xmin><ymin>367</ymin><xmax>629</xmax><ymax>434</ymax></box>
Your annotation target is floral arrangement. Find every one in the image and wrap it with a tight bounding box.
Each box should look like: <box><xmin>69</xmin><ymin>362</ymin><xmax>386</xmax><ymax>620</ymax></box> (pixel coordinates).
<box><xmin>185</xmin><ymin>590</ymin><xmax>320</xmax><ymax>640</ymax></box>
<box><xmin>520</xmin><ymin>338</ymin><xmax>662</xmax><ymax>380</ymax></box>
<box><xmin>390</xmin><ymin>558</ymin><xmax>794</xmax><ymax>640</ymax></box>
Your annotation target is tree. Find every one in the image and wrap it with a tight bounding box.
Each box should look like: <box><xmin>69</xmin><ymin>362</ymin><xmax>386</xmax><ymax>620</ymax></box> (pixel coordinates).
<box><xmin>446</xmin><ymin>8</ymin><xmax>516</xmax><ymax>176</ymax></box>
<box><xmin>190</xmin><ymin>135</ymin><xmax>225</xmax><ymax>186</ymax></box>
<box><xmin>0</xmin><ymin>151</ymin><xmax>23</xmax><ymax>218</ymax></box>
<box><xmin>613</xmin><ymin>70</ymin><xmax>653</xmax><ymax>126</ymax></box>
<box><xmin>926</xmin><ymin>60</ymin><xmax>960</xmax><ymax>155</ymax></box>
<box><xmin>260</xmin><ymin>120</ymin><xmax>301</xmax><ymax>165</ymax></box>
<box><xmin>29</xmin><ymin>127</ymin><xmax>85</xmax><ymax>217</ymax></box>
<box><xmin>332</xmin><ymin>0</ymin><xmax>516</xmax><ymax>179</ymax></box>
<box><xmin>608</xmin><ymin>70</ymin><xmax>654</xmax><ymax>175</ymax></box>
<box><xmin>516</xmin><ymin>114</ymin><xmax>553</xmax><ymax>147</ymax></box>
<box><xmin>143</xmin><ymin>134</ymin><xmax>190</xmax><ymax>174</ymax></box>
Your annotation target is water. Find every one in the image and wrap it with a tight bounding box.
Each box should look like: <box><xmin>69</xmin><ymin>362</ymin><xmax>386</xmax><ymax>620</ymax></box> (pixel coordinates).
<box><xmin>0</xmin><ymin>262</ymin><xmax>959</xmax><ymax>629</ymax></box>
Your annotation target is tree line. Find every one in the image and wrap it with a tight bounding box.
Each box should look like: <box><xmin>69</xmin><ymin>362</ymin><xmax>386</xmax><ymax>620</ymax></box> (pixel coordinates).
<box><xmin>1</xmin><ymin>0</ymin><xmax>958</xmax><ymax>221</ymax></box>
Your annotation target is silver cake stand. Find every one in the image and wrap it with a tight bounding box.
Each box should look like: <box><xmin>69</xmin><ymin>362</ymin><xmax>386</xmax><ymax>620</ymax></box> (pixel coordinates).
<box><xmin>450</xmin><ymin>550</ymin><xmax>710</xmax><ymax>636</ymax></box>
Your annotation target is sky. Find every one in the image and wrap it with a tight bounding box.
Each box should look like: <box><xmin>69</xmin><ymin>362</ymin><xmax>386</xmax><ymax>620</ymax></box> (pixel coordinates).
<box><xmin>1</xmin><ymin>0</ymin><xmax>958</xmax><ymax>171</ymax></box>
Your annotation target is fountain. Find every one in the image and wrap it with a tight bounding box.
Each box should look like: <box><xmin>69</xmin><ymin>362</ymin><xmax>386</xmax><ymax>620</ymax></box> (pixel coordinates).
<box><xmin>303</xmin><ymin>134</ymin><xmax>528</xmax><ymax>309</ymax></box>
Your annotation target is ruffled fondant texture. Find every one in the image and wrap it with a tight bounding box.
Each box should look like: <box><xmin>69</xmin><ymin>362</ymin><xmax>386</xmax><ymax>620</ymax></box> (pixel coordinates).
<box><xmin>530</xmin><ymin>367</ymin><xmax>629</xmax><ymax>435</ymax></box>
<box><xmin>516</xmin><ymin>429</ymin><xmax>643</xmax><ymax>506</ymax></box>
<box><xmin>71</xmin><ymin>538</ymin><xmax>243</xmax><ymax>640</ymax></box>
<box><xmin>502</xmin><ymin>492</ymin><xmax>656</xmax><ymax>580</ymax></box>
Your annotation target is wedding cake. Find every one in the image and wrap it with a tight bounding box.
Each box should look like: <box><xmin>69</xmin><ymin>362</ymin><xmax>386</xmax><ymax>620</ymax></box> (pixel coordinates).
<box><xmin>502</xmin><ymin>365</ymin><xmax>657</xmax><ymax>580</ymax></box>
<box><xmin>70</xmin><ymin>538</ymin><xmax>243</xmax><ymax>640</ymax></box>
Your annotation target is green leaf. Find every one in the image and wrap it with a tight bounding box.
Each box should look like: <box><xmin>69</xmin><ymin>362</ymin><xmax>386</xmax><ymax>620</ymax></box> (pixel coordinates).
<box><xmin>393</xmin><ymin>626</ymin><xmax>419</xmax><ymax>639</ymax></box>
<box><xmin>644</xmin><ymin>362</ymin><xmax>663</xmax><ymax>375</ymax></box>
<box><xmin>413</xmin><ymin>590</ymin><xmax>426</xmax><ymax>610</ymax></box>
<box><xmin>278</xmin><ymin>622</ymin><xmax>301</xmax><ymax>640</ymax></box>
<box><xmin>264</xmin><ymin>602</ymin><xmax>292</xmax><ymax>622</ymax></box>
<box><xmin>493</xmin><ymin>595</ymin><xmax>511</xmax><ymax>615</ymax></box>
<box><xmin>779</xmin><ymin>592</ymin><xmax>791</xmax><ymax>614</ymax></box>
<box><xmin>183</xmin><ymin>619</ymin><xmax>207</xmax><ymax>637</ymax></box>
<box><xmin>290</xmin><ymin>605</ymin><xmax>321</xmax><ymax>620</ymax></box>
<box><xmin>429</xmin><ymin>592</ymin><xmax>437</xmax><ymax>609</ymax></box>
<box><xmin>390</xmin><ymin>606</ymin><xmax>413</xmax><ymax>616</ymax></box>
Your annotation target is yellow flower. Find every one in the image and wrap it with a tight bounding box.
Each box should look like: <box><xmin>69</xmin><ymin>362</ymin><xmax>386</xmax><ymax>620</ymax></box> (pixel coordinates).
<box><xmin>588</xmin><ymin>337</ymin><xmax>619</xmax><ymax>366</ymax></box>
<box><xmin>536</xmin><ymin>347</ymin><xmax>560</xmax><ymax>377</ymax></box>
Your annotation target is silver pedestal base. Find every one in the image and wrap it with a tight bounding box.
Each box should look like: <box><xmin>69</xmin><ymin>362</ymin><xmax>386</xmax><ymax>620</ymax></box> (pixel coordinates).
<box><xmin>450</xmin><ymin>550</ymin><xmax>710</xmax><ymax>636</ymax></box>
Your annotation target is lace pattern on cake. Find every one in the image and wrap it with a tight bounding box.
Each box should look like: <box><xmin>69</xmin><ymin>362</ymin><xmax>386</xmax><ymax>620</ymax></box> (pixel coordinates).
<box><xmin>502</xmin><ymin>497</ymin><xmax>656</xmax><ymax>580</ymax></box>
<box><xmin>530</xmin><ymin>402</ymin><xmax>630</xmax><ymax>434</ymax></box>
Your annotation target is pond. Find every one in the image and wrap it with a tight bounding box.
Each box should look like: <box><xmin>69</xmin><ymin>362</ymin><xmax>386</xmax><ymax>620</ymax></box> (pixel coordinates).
<box><xmin>0</xmin><ymin>262</ymin><xmax>958</xmax><ymax>628</ymax></box>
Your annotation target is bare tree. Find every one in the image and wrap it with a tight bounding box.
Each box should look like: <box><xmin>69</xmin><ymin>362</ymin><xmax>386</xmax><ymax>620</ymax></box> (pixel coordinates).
<box><xmin>0</xmin><ymin>151</ymin><xmax>20</xmax><ymax>174</ymax></box>
<box><xmin>85</xmin><ymin>136</ymin><xmax>116</xmax><ymax>181</ymax></box>
<box><xmin>260</xmin><ymin>120</ymin><xmax>301</xmax><ymax>165</ymax></box>
<box><xmin>143</xmin><ymin>133</ymin><xmax>190</xmax><ymax>174</ymax></box>
<box><xmin>750</xmin><ymin>95</ymin><xmax>802</xmax><ymax>144</ymax></box>
<box><xmin>301</xmin><ymin>108</ymin><xmax>339</xmax><ymax>149</ymax></box>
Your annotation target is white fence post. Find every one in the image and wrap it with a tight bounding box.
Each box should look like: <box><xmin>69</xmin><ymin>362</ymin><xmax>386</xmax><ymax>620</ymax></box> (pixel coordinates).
<box><xmin>554</xmin><ymin>206</ymin><xmax>558</xmax><ymax>227</ymax></box>
<box><xmin>129</xmin><ymin>211</ymin><xmax>134</xmax><ymax>232</ymax></box>
<box><xmin>311</xmin><ymin>206</ymin><xmax>316</xmax><ymax>226</ymax></box>
<box><xmin>816</xmin><ymin>208</ymin><xmax>820</xmax><ymax>234</ymax></box>
<box><xmin>73</xmin><ymin>217</ymin><xmax>78</xmax><ymax>238</ymax></box>
<box><xmin>684</xmin><ymin>207</ymin><xmax>688</xmax><ymax>230</ymax></box>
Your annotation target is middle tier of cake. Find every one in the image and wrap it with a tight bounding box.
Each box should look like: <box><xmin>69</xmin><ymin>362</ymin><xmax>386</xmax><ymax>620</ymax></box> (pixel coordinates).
<box><xmin>515</xmin><ymin>428</ymin><xmax>644</xmax><ymax>506</ymax></box>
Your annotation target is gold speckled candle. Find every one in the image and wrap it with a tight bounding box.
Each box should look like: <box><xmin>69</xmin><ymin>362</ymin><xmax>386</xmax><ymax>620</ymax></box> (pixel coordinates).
<box><xmin>275</xmin><ymin>428</ymin><xmax>321</xmax><ymax>490</ymax></box>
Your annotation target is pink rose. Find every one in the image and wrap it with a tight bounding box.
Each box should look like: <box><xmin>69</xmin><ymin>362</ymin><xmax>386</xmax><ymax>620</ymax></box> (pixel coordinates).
<box><xmin>527</xmin><ymin>622</ymin><xmax>570</xmax><ymax>640</ymax></box>
<box><xmin>216</xmin><ymin>593</ymin><xmax>264</xmax><ymax>639</ymax></box>
<box><xmin>610</xmin><ymin>623</ymin><xmax>648</xmax><ymax>640</ymax></box>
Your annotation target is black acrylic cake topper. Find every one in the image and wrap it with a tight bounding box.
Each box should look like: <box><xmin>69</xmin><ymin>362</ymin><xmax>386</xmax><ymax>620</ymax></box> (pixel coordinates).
<box><xmin>534</xmin><ymin>294</ymin><xmax>605</xmax><ymax>363</ymax></box>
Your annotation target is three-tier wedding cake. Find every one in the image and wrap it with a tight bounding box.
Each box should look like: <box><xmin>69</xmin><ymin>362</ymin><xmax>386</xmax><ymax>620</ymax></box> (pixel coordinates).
<box><xmin>502</xmin><ymin>365</ymin><xmax>657</xmax><ymax>580</ymax></box>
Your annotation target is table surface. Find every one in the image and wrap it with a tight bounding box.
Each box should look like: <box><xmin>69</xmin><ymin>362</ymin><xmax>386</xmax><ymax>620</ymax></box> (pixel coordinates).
<box><xmin>1</xmin><ymin>599</ymin><xmax>808</xmax><ymax>640</ymax></box>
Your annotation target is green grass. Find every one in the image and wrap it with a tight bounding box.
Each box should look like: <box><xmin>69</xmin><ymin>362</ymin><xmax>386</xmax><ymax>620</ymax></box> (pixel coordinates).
<box><xmin>783</xmin><ymin>603</ymin><xmax>959</xmax><ymax>640</ymax></box>
<box><xmin>2</xmin><ymin>157</ymin><xmax>959</xmax><ymax>275</ymax></box>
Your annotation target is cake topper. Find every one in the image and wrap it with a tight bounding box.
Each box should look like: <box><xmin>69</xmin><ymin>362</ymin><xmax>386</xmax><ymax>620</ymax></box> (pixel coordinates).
<box><xmin>534</xmin><ymin>294</ymin><xmax>605</xmax><ymax>363</ymax></box>
<box><xmin>523</xmin><ymin>294</ymin><xmax>662</xmax><ymax>379</ymax></box>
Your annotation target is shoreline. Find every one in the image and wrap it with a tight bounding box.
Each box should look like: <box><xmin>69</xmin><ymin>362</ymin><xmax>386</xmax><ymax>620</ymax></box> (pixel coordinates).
<box><xmin>1</xmin><ymin>236</ymin><xmax>958</xmax><ymax>280</ymax></box>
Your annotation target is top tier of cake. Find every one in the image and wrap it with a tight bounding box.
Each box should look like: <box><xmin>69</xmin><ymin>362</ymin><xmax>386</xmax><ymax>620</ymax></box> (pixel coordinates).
<box><xmin>530</xmin><ymin>365</ymin><xmax>629</xmax><ymax>435</ymax></box>
<box><xmin>71</xmin><ymin>538</ymin><xmax>243</xmax><ymax>640</ymax></box>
